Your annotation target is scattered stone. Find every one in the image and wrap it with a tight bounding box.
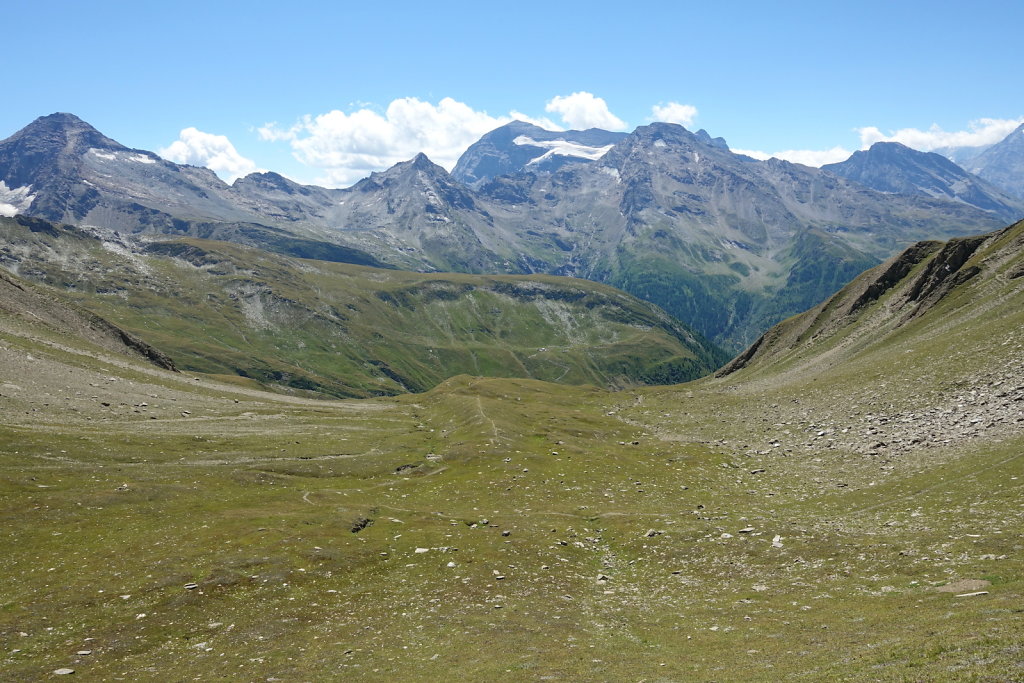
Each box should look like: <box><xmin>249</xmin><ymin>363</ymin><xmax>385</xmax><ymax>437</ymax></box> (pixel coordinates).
<box><xmin>738</xmin><ymin>527</ymin><xmax>755</xmax><ymax>534</ymax></box>
<box><xmin>184</xmin><ymin>583</ymin><xmax>199</xmax><ymax>590</ymax></box>
<box><xmin>955</xmin><ymin>591</ymin><xmax>990</xmax><ymax>597</ymax></box>
<box><xmin>749</xmin><ymin>469</ymin><xmax>765</xmax><ymax>474</ymax></box>
<box><xmin>501</xmin><ymin>530</ymin><xmax>511</xmax><ymax>537</ymax></box>
<box><xmin>446</xmin><ymin>561</ymin><xmax>456</xmax><ymax>568</ymax></box>
<box><xmin>350</xmin><ymin>517</ymin><xmax>373</xmax><ymax>533</ymax></box>
<box><xmin>644</xmin><ymin>529</ymin><xmax>662</xmax><ymax>537</ymax></box>
<box><xmin>54</xmin><ymin>669</ymin><xmax>75</xmax><ymax>675</ymax></box>
<box><xmin>76</xmin><ymin>650</ymin><xmax>92</xmax><ymax>655</ymax></box>
<box><xmin>772</xmin><ymin>535</ymin><xmax>783</xmax><ymax>548</ymax></box>
<box><xmin>414</xmin><ymin>548</ymin><xmax>430</xmax><ymax>554</ymax></box>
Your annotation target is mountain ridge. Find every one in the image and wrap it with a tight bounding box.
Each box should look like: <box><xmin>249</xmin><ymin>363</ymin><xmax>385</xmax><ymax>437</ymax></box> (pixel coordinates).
<box><xmin>822</xmin><ymin>141</ymin><xmax>1024</xmax><ymax>222</ymax></box>
<box><xmin>0</xmin><ymin>113</ymin><xmax>1013</xmax><ymax>350</ymax></box>
<box><xmin>0</xmin><ymin>213</ymin><xmax>726</xmax><ymax>397</ymax></box>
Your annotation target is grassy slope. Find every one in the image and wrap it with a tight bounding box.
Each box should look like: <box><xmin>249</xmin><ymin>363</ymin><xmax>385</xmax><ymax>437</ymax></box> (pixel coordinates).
<box><xmin>0</xmin><ymin>216</ymin><xmax>726</xmax><ymax>397</ymax></box>
<box><xmin>0</xmin><ymin>223</ymin><xmax>1021</xmax><ymax>680</ymax></box>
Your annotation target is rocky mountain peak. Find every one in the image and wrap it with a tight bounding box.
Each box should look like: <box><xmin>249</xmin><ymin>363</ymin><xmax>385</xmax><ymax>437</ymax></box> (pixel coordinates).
<box><xmin>5</xmin><ymin>112</ymin><xmax>126</xmax><ymax>155</ymax></box>
<box><xmin>694</xmin><ymin>129</ymin><xmax>729</xmax><ymax>150</ymax></box>
<box><xmin>822</xmin><ymin>142</ymin><xmax>1024</xmax><ymax>222</ymax></box>
<box><xmin>451</xmin><ymin>121</ymin><xmax>627</xmax><ymax>187</ymax></box>
<box><xmin>409</xmin><ymin>152</ymin><xmax>441</xmax><ymax>172</ymax></box>
<box><xmin>600</xmin><ymin>122</ymin><xmax>722</xmax><ymax>172</ymax></box>
<box><xmin>233</xmin><ymin>171</ymin><xmax>305</xmax><ymax>194</ymax></box>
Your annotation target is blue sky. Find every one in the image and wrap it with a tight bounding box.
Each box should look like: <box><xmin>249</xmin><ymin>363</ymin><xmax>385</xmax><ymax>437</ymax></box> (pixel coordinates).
<box><xmin>5</xmin><ymin>0</ymin><xmax>1023</xmax><ymax>186</ymax></box>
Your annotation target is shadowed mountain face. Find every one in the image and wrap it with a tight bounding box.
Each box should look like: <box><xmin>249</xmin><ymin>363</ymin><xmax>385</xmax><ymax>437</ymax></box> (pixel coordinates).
<box><xmin>0</xmin><ymin>114</ymin><xmax>1011</xmax><ymax>350</ymax></box>
<box><xmin>822</xmin><ymin>142</ymin><xmax>1024</xmax><ymax>223</ymax></box>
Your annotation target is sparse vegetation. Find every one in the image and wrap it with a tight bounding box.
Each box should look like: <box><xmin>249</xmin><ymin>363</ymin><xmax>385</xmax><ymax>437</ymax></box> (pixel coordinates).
<box><xmin>0</xmin><ymin>221</ymin><xmax>1021</xmax><ymax>680</ymax></box>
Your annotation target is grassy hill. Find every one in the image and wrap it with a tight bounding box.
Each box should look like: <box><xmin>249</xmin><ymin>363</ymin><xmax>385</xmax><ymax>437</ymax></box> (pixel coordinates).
<box><xmin>0</xmin><ymin>215</ymin><xmax>726</xmax><ymax>397</ymax></box>
<box><xmin>0</xmin><ymin>221</ymin><xmax>1020</xmax><ymax>680</ymax></box>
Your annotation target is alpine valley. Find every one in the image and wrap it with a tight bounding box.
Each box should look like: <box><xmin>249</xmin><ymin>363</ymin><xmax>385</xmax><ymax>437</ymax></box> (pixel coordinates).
<box><xmin>2</xmin><ymin>114</ymin><xmax>1019</xmax><ymax>355</ymax></box>
<box><xmin>1</xmin><ymin>112</ymin><xmax>1023</xmax><ymax>681</ymax></box>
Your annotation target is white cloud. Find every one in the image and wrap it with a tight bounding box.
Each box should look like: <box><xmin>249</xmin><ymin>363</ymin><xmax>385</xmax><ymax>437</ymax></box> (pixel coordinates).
<box><xmin>650</xmin><ymin>102</ymin><xmax>699</xmax><ymax>127</ymax></box>
<box><xmin>259</xmin><ymin>97</ymin><xmax>559</xmax><ymax>187</ymax></box>
<box><xmin>856</xmin><ymin>117</ymin><xmax>1024</xmax><ymax>152</ymax></box>
<box><xmin>545</xmin><ymin>92</ymin><xmax>627</xmax><ymax>131</ymax></box>
<box><xmin>726</xmin><ymin>115</ymin><xmax>1024</xmax><ymax>168</ymax></box>
<box><xmin>159</xmin><ymin>128</ymin><xmax>259</xmax><ymax>183</ymax></box>
<box><xmin>732</xmin><ymin>146</ymin><xmax>853</xmax><ymax>167</ymax></box>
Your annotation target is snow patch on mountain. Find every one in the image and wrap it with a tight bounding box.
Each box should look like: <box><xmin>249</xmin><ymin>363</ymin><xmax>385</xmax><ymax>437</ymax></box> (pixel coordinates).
<box><xmin>513</xmin><ymin>136</ymin><xmax>615</xmax><ymax>165</ymax></box>
<box><xmin>89</xmin><ymin>149</ymin><xmax>157</xmax><ymax>165</ymax></box>
<box><xmin>0</xmin><ymin>181</ymin><xmax>36</xmax><ymax>217</ymax></box>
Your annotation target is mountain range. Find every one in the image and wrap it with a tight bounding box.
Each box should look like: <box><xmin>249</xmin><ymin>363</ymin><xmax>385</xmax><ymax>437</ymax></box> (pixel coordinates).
<box><xmin>821</xmin><ymin>141</ymin><xmax>1024</xmax><ymax>222</ymax></box>
<box><xmin>1</xmin><ymin>113</ymin><xmax>1021</xmax><ymax>353</ymax></box>
<box><xmin>2</xmin><ymin>108</ymin><xmax>1023</xmax><ymax>680</ymax></box>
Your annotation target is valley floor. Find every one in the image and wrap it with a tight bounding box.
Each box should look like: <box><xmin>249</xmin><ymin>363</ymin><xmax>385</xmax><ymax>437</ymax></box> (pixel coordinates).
<box><xmin>1</xmin><ymin>303</ymin><xmax>1022</xmax><ymax>681</ymax></box>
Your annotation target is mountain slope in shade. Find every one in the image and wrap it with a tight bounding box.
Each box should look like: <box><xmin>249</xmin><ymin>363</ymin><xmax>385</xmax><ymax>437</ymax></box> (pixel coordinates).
<box><xmin>822</xmin><ymin>141</ymin><xmax>1024</xmax><ymax>222</ymax></box>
